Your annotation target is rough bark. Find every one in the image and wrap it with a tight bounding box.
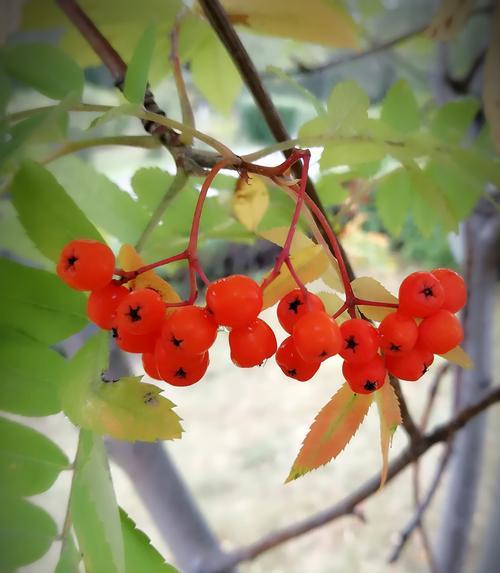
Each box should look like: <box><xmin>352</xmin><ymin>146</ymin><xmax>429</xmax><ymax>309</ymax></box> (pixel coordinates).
<box><xmin>435</xmin><ymin>199</ymin><xmax>500</xmax><ymax>573</ymax></box>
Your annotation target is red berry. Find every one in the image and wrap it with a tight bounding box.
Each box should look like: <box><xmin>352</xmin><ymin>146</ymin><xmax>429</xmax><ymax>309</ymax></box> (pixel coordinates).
<box><xmin>155</xmin><ymin>343</ymin><xmax>209</xmax><ymax>387</ymax></box>
<box><xmin>206</xmin><ymin>275</ymin><xmax>262</xmax><ymax>328</ymax></box>
<box><xmin>229</xmin><ymin>318</ymin><xmax>277</xmax><ymax>367</ymax></box>
<box><xmin>277</xmin><ymin>289</ymin><xmax>325</xmax><ymax>334</ymax></box>
<box><xmin>159</xmin><ymin>306</ymin><xmax>218</xmax><ymax>356</ymax></box>
<box><xmin>385</xmin><ymin>345</ymin><xmax>434</xmax><ymax>381</ymax></box>
<box><xmin>112</xmin><ymin>324</ymin><xmax>161</xmax><ymax>354</ymax></box>
<box><xmin>275</xmin><ymin>336</ymin><xmax>320</xmax><ymax>381</ymax></box>
<box><xmin>431</xmin><ymin>268</ymin><xmax>467</xmax><ymax>313</ymax></box>
<box><xmin>142</xmin><ymin>353</ymin><xmax>162</xmax><ymax>380</ymax></box>
<box><xmin>342</xmin><ymin>355</ymin><xmax>386</xmax><ymax>394</ymax></box>
<box><xmin>87</xmin><ymin>282</ymin><xmax>129</xmax><ymax>329</ymax></box>
<box><xmin>116</xmin><ymin>288</ymin><xmax>165</xmax><ymax>335</ymax></box>
<box><xmin>418</xmin><ymin>309</ymin><xmax>463</xmax><ymax>354</ymax></box>
<box><xmin>292</xmin><ymin>311</ymin><xmax>341</xmax><ymax>362</ymax></box>
<box><xmin>398</xmin><ymin>271</ymin><xmax>445</xmax><ymax>318</ymax></box>
<box><xmin>339</xmin><ymin>319</ymin><xmax>379</xmax><ymax>364</ymax></box>
<box><xmin>57</xmin><ymin>239</ymin><xmax>115</xmax><ymax>291</ymax></box>
<box><xmin>378</xmin><ymin>312</ymin><xmax>418</xmax><ymax>356</ymax></box>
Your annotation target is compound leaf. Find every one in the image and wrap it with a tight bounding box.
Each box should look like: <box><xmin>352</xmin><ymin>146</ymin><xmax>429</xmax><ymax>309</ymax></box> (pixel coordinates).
<box><xmin>351</xmin><ymin>276</ymin><xmax>398</xmax><ymax>322</ymax></box>
<box><xmin>124</xmin><ymin>23</ymin><xmax>157</xmax><ymax>104</ymax></box>
<box><xmin>381</xmin><ymin>80</ymin><xmax>420</xmax><ymax>134</ymax></box>
<box><xmin>232</xmin><ymin>174</ymin><xmax>269</xmax><ymax>231</ymax></box>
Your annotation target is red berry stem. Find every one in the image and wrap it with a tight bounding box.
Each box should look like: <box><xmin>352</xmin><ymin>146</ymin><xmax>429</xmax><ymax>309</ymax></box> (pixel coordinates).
<box><xmin>261</xmin><ymin>150</ymin><xmax>310</xmax><ymax>292</ymax></box>
<box><xmin>354</xmin><ymin>298</ymin><xmax>399</xmax><ymax>309</ymax></box>
<box><xmin>115</xmin><ymin>250</ymin><xmax>189</xmax><ymax>281</ymax></box>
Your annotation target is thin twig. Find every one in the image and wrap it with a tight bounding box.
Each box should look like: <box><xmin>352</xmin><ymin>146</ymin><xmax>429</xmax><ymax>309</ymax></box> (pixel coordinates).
<box><xmin>202</xmin><ymin>383</ymin><xmax>499</xmax><ymax>573</ymax></box>
<box><xmin>198</xmin><ymin>0</ymin><xmax>356</xmax><ymax>281</ymax></box>
<box><xmin>388</xmin><ymin>445</ymin><xmax>452</xmax><ymax>564</ymax></box>
<box><xmin>390</xmin><ymin>376</ymin><xmax>421</xmax><ymax>442</ymax></box>
<box><xmin>420</xmin><ymin>363</ymin><xmax>450</xmax><ymax>431</ymax></box>
<box><xmin>135</xmin><ymin>170</ymin><xmax>189</xmax><ymax>253</ymax></box>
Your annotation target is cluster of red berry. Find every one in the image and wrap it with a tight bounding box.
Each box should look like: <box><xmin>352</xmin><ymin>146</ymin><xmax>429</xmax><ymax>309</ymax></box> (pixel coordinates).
<box><xmin>274</xmin><ymin>269</ymin><xmax>466</xmax><ymax>393</ymax></box>
<box><xmin>57</xmin><ymin>240</ymin><xmax>466</xmax><ymax>392</ymax></box>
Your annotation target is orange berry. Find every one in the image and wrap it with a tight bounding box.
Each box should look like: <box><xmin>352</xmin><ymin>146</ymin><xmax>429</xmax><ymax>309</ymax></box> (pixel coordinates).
<box><xmin>275</xmin><ymin>336</ymin><xmax>320</xmax><ymax>381</ymax></box>
<box><xmin>339</xmin><ymin>318</ymin><xmax>379</xmax><ymax>364</ymax></box>
<box><xmin>277</xmin><ymin>289</ymin><xmax>325</xmax><ymax>334</ymax></box>
<box><xmin>398</xmin><ymin>271</ymin><xmax>444</xmax><ymax>318</ymax></box>
<box><xmin>385</xmin><ymin>345</ymin><xmax>434</xmax><ymax>381</ymax></box>
<box><xmin>87</xmin><ymin>281</ymin><xmax>129</xmax><ymax>329</ymax></box>
<box><xmin>116</xmin><ymin>288</ymin><xmax>165</xmax><ymax>335</ymax></box>
<box><xmin>342</xmin><ymin>355</ymin><xmax>386</xmax><ymax>394</ymax></box>
<box><xmin>418</xmin><ymin>309</ymin><xmax>463</xmax><ymax>354</ymax></box>
<box><xmin>57</xmin><ymin>239</ymin><xmax>115</xmax><ymax>291</ymax></box>
<box><xmin>206</xmin><ymin>275</ymin><xmax>263</xmax><ymax>328</ymax></box>
<box><xmin>431</xmin><ymin>268</ymin><xmax>467</xmax><ymax>313</ymax></box>
<box><xmin>292</xmin><ymin>311</ymin><xmax>341</xmax><ymax>362</ymax></box>
<box><xmin>229</xmin><ymin>318</ymin><xmax>277</xmax><ymax>367</ymax></box>
<box><xmin>159</xmin><ymin>305</ymin><xmax>218</xmax><ymax>356</ymax></box>
<box><xmin>378</xmin><ymin>312</ymin><xmax>418</xmax><ymax>356</ymax></box>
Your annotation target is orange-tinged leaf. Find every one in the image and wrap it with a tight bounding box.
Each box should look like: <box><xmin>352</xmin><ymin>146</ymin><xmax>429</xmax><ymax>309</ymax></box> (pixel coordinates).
<box><xmin>118</xmin><ymin>244</ymin><xmax>181</xmax><ymax>304</ymax></box>
<box><xmin>286</xmin><ymin>383</ymin><xmax>373</xmax><ymax>482</ymax></box>
<box><xmin>232</xmin><ymin>174</ymin><xmax>269</xmax><ymax>231</ymax></box>
<box><xmin>440</xmin><ymin>345</ymin><xmax>474</xmax><ymax>369</ymax></box>
<box><xmin>374</xmin><ymin>380</ymin><xmax>401</xmax><ymax>488</ymax></box>
<box><xmin>262</xmin><ymin>244</ymin><xmax>329</xmax><ymax>309</ymax></box>
<box><xmin>483</xmin><ymin>4</ymin><xmax>500</xmax><ymax>154</ymax></box>
<box><xmin>218</xmin><ymin>0</ymin><xmax>359</xmax><ymax>48</ymax></box>
<box><xmin>351</xmin><ymin>276</ymin><xmax>398</xmax><ymax>322</ymax></box>
<box><xmin>426</xmin><ymin>0</ymin><xmax>474</xmax><ymax>41</ymax></box>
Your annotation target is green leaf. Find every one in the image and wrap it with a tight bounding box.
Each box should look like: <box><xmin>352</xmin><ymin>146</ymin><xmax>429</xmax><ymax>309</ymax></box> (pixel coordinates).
<box><xmin>191</xmin><ymin>28</ymin><xmax>242</xmax><ymax>115</ymax></box>
<box><xmin>124</xmin><ymin>23</ymin><xmax>157</xmax><ymax>103</ymax></box>
<box><xmin>381</xmin><ymin>80</ymin><xmax>420</xmax><ymax>134</ymax></box>
<box><xmin>72</xmin><ymin>430</ymin><xmax>125</xmax><ymax>573</ymax></box>
<box><xmin>1</xmin><ymin>43</ymin><xmax>84</xmax><ymax>99</ymax></box>
<box><xmin>447</xmin><ymin>147</ymin><xmax>500</xmax><ymax>187</ymax></box>
<box><xmin>426</xmin><ymin>160</ymin><xmax>483</xmax><ymax>221</ymax></box>
<box><xmin>55</xmin><ymin>535</ymin><xmax>81</xmax><ymax>573</ymax></box>
<box><xmin>326</xmin><ymin>80</ymin><xmax>369</xmax><ymax>132</ymax></box>
<box><xmin>0</xmin><ymin>416</ymin><xmax>69</xmax><ymax>496</ymax></box>
<box><xmin>62</xmin><ymin>333</ymin><xmax>183</xmax><ymax>441</ymax></box>
<box><xmin>408</xmin><ymin>163</ymin><xmax>458</xmax><ymax>234</ymax></box>
<box><xmin>21</xmin><ymin>0</ymin><xmax>181</xmax><ymax>84</ymax></box>
<box><xmin>375</xmin><ymin>168</ymin><xmax>412</xmax><ymax>236</ymax></box>
<box><xmin>0</xmin><ymin>201</ymin><xmax>52</xmax><ymax>267</ymax></box>
<box><xmin>430</xmin><ymin>98</ymin><xmax>479</xmax><ymax>143</ymax></box>
<box><xmin>0</xmin><ymin>112</ymin><xmax>47</xmax><ymax>169</ymax></box>
<box><xmin>316</xmin><ymin>173</ymin><xmax>349</xmax><ymax>206</ymax></box>
<box><xmin>11</xmin><ymin>160</ymin><xmax>103</xmax><ymax>262</ymax></box>
<box><xmin>320</xmin><ymin>140</ymin><xmax>387</xmax><ymax>169</ymax></box>
<box><xmin>50</xmin><ymin>156</ymin><xmax>149</xmax><ymax>244</ymax></box>
<box><xmin>0</xmin><ymin>328</ymin><xmax>68</xmax><ymax>416</ymax></box>
<box><xmin>0</xmin><ymin>258</ymin><xmax>87</xmax><ymax>344</ymax></box>
<box><xmin>286</xmin><ymin>383</ymin><xmax>373</xmax><ymax>482</ymax></box>
<box><xmin>120</xmin><ymin>509</ymin><xmax>179</xmax><ymax>573</ymax></box>
<box><xmin>88</xmin><ymin>102</ymin><xmax>142</xmax><ymax>130</ymax></box>
<box><xmin>0</xmin><ymin>495</ymin><xmax>57</xmax><ymax>571</ymax></box>
<box><xmin>131</xmin><ymin>167</ymin><xmax>174</xmax><ymax>212</ymax></box>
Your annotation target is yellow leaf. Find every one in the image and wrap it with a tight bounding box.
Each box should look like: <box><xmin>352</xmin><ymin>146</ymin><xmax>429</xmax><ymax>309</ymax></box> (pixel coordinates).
<box><xmin>316</xmin><ymin>291</ymin><xmax>349</xmax><ymax>322</ymax></box>
<box><xmin>260</xmin><ymin>227</ymin><xmax>343</xmax><ymax>292</ymax></box>
<box><xmin>259</xmin><ymin>227</ymin><xmax>314</xmax><ymax>252</ymax></box>
<box><xmin>118</xmin><ymin>244</ymin><xmax>181</xmax><ymax>304</ymax></box>
<box><xmin>286</xmin><ymin>383</ymin><xmax>373</xmax><ymax>482</ymax></box>
<box><xmin>483</xmin><ymin>4</ymin><xmax>500</xmax><ymax>154</ymax></box>
<box><xmin>440</xmin><ymin>345</ymin><xmax>474</xmax><ymax>369</ymax></box>
<box><xmin>351</xmin><ymin>276</ymin><xmax>398</xmax><ymax>322</ymax></box>
<box><xmin>262</xmin><ymin>244</ymin><xmax>329</xmax><ymax>309</ymax></box>
<box><xmin>426</xmin><ymin>0</ymin><xmax>474</xmax><ymax>41</ymax></box>
<box><xmin>375</xmin><ymin>380</ymin><xmax>401</xmax><ymax>489</ymax></box>
<box><xmin>232</xmin><ymin>174</ymin><xmax>269</xmax><ymax>231</ymax></box>
<box><xmin>218</xmin><ymin>0</ymin><xmax>359</xmax><ymax>48</ymax></box>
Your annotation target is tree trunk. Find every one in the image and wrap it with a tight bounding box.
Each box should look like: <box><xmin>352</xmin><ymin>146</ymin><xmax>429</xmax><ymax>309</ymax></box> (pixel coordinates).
<box><xmin>435</xmin><ymin>198</ymin><xmax>500</xmax><ymax>573</ymax></box>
